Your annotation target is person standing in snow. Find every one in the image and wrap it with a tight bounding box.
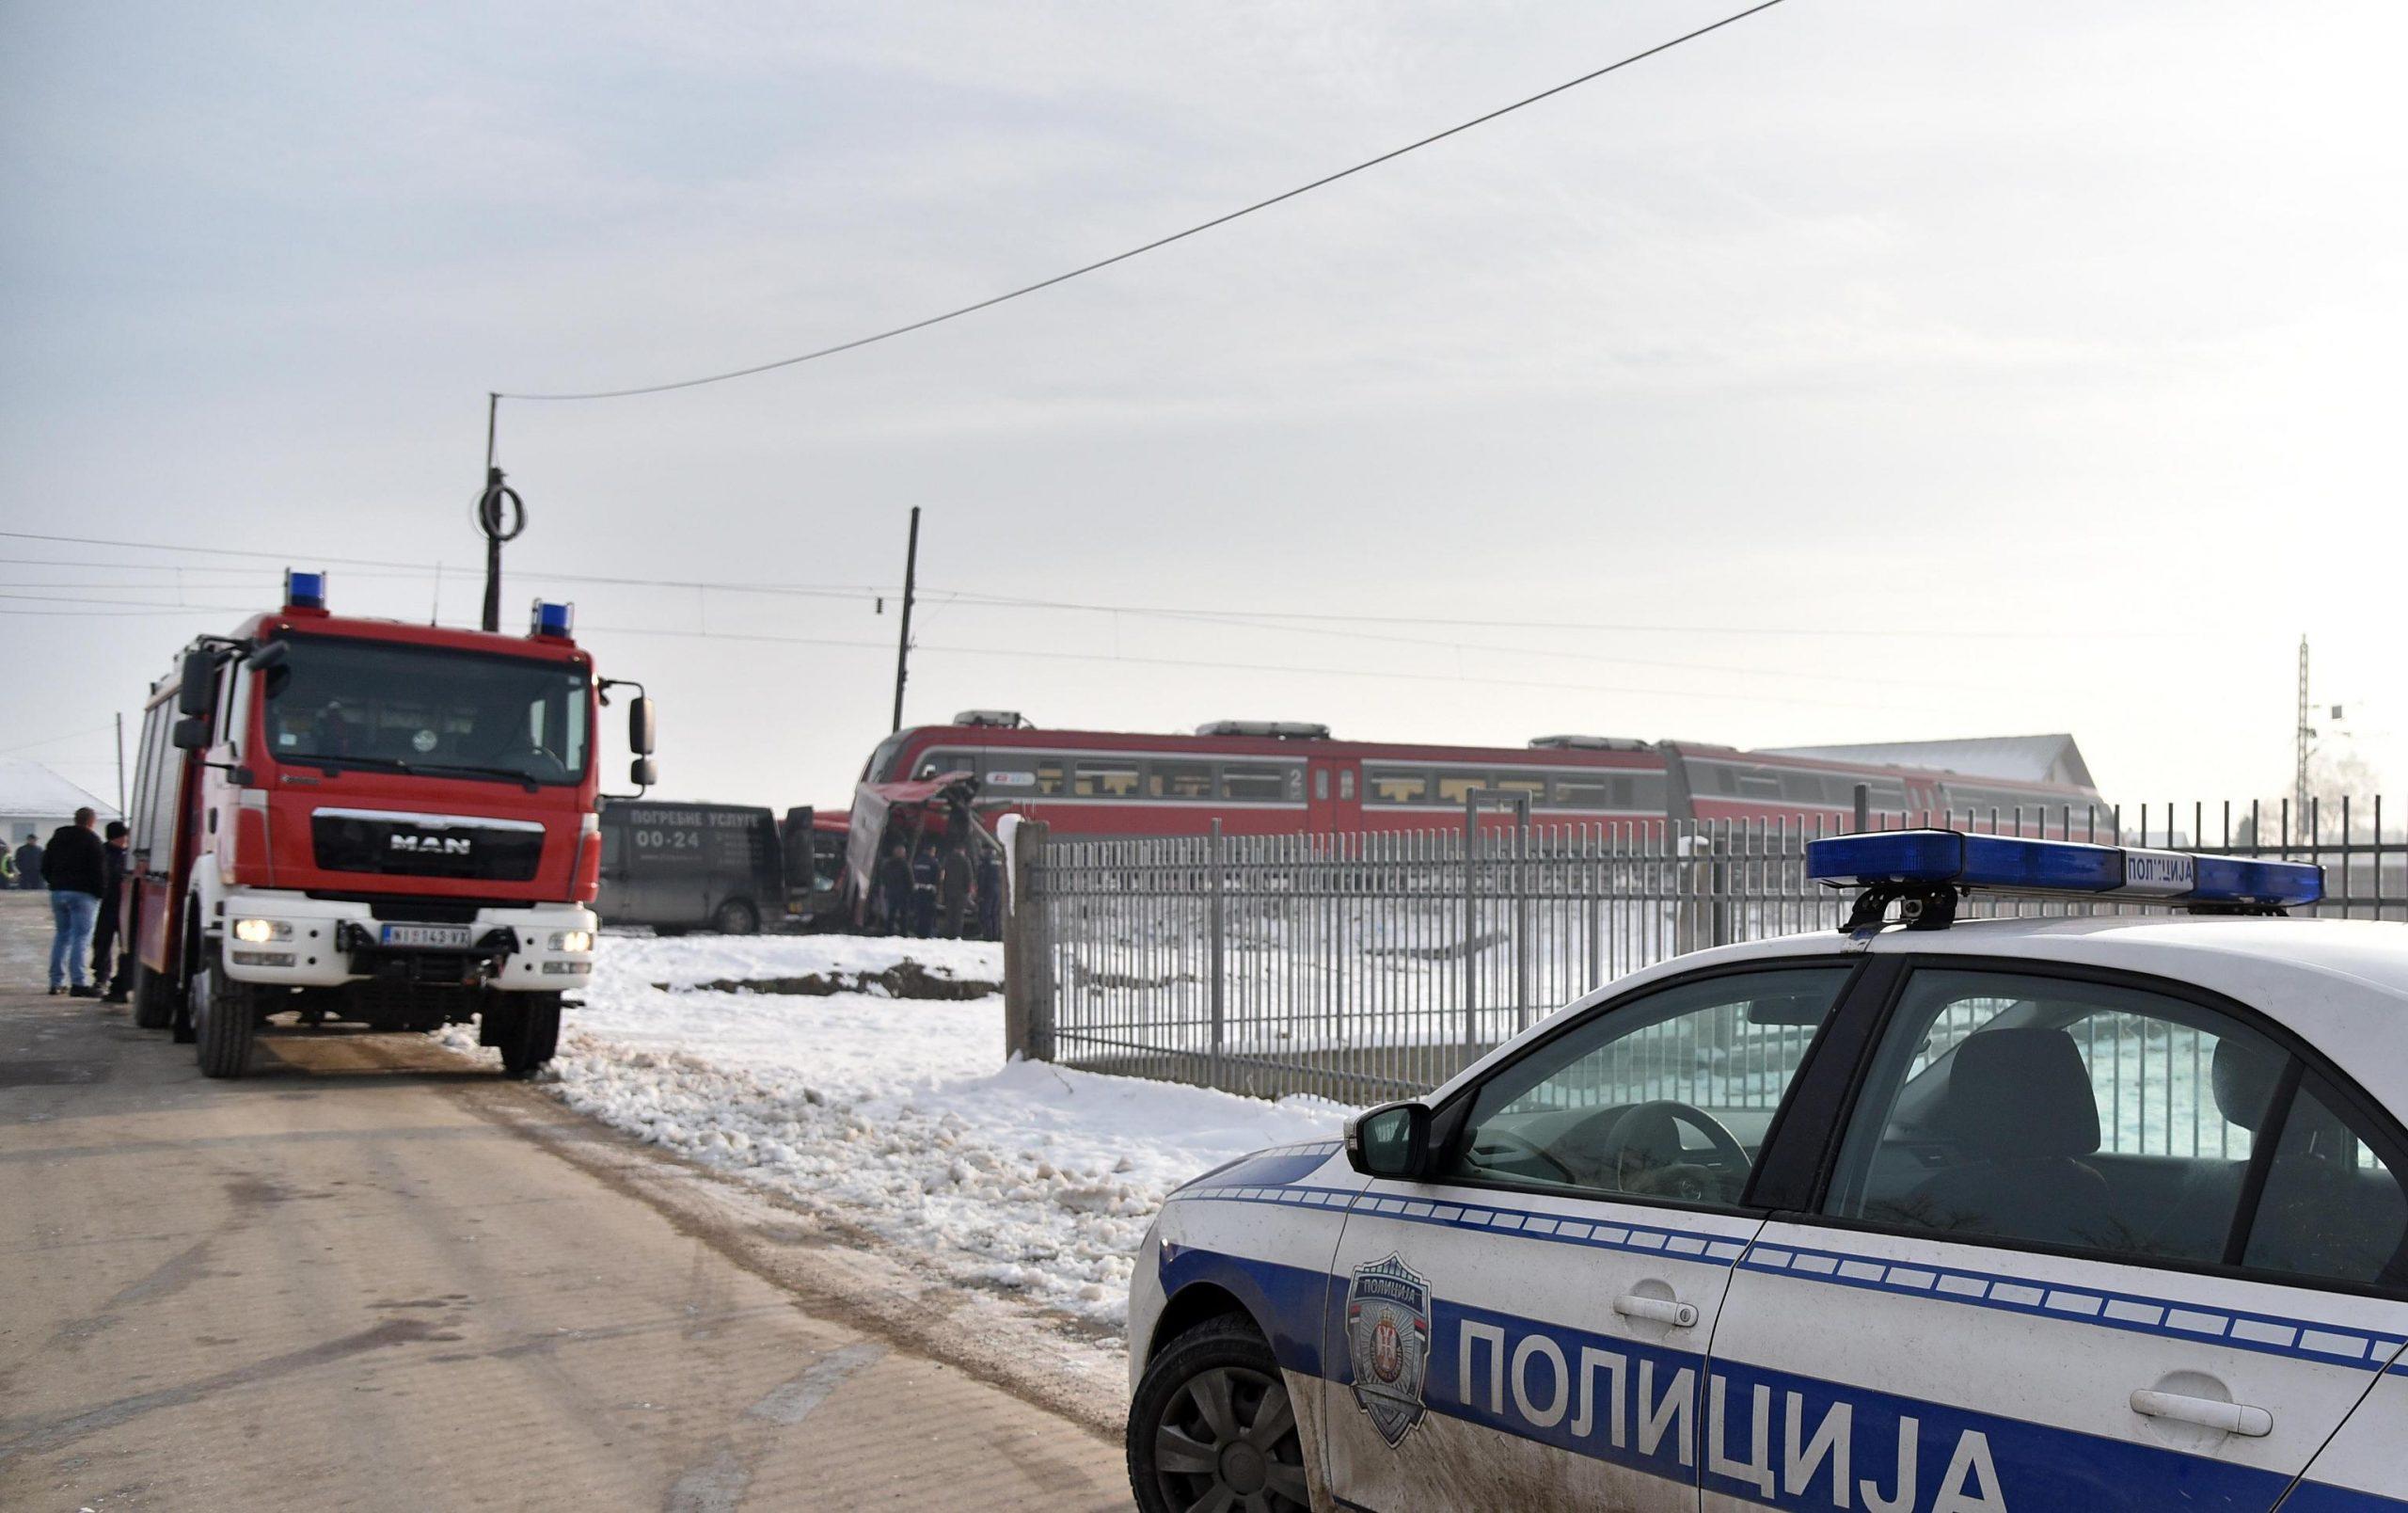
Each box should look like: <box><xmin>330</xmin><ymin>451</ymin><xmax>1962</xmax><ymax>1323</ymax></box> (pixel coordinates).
<box><xmin>13</xmin><ymin>833</ymin><xmax>42</xmax><ymax>890</ymax></box>
<box><xmin>41</xmin><ymin>808</ymin><xmax>106</xmax><ymax>996</ymax></box>
<box><xmin>974</xmin><ymin>845</ymin><xmax>1002</xmax><ymax>940</ymax></box>
<box><xmin>938</xmin><ymin>843</ymin><xmax>973</xmax><ymax>939</ymax></box>
<box><xmin>90</xmin><ymin>820</ymin><xmax>134</xmax><ymax>1003</ymax></box>
<box><xmin>874</xmin><ymin>842</ymin><xmax>913</xmax><ymax>936</ymax></box>
<box><xmin>909</xmin><ymin>840</ymin><xmax>941</xmax><ymax>938</ymax></box>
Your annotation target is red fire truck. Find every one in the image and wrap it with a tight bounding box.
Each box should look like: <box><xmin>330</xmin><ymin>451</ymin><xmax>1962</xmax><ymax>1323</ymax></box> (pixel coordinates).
<box><xmin>119</xmin><ymin>572</ymin><xmax>657</xmax><ymax>1079</ymax></box>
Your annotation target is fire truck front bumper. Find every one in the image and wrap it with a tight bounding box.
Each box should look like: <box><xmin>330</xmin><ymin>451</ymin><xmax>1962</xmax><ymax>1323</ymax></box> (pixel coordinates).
<box><xmin>214</xmin><ymin>892</ymin><xmax>599</xmax><ymax>992</ymax></box>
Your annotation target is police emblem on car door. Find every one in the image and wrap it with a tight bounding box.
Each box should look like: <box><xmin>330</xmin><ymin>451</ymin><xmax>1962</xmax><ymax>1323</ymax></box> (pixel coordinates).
<box><xmin>1347</xmin><ymin>1254</ymin><xmax>1432</xmax><ymax>1446</ymax></box>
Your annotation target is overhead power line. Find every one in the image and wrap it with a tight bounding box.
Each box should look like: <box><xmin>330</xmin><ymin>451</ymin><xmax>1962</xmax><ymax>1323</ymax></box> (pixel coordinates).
<box><xmin>492</xmin><ymin>0</ymin><xmax>1790</xmax><ymax>404</ymax></box>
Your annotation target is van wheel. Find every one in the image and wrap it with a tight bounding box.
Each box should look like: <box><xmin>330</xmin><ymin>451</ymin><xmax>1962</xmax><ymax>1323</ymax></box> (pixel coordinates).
<box><xmin>131</xmin><ymin>957</ymin><xmax>176</xmax><ymax>1030</ymax></box>
<box><xmin>1128</xmin><ymin>1316</ymin><xmax>1309</xmax><ymax>1513</ymax></box>
<box><xmin>497</xmin><ymin>995</ymin><xmax>562</xmax><ymax>1078</ymax></box>
<box><xmin>193</xmin><ymin>949</ymin><xmax>259</xmax><ymax>1079</ymax></box>
<box><xmin>711</xmin><ymin>899</ymin><xmax>760</xmax><ymax>935</ymax></box>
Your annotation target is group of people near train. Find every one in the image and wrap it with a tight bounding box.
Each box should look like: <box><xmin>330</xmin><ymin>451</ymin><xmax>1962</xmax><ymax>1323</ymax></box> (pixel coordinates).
<box><xmin>868</xmin><ymin>820</ymin><xmax>1002</xmax><ymax>940</ymax></box>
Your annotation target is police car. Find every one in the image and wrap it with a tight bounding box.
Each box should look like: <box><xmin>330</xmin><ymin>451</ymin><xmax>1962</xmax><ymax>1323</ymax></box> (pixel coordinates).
<box><xmin>1125</xmin><ymin>833</ymin><xmax>2407</xmax><ymax>1512</ymax></box>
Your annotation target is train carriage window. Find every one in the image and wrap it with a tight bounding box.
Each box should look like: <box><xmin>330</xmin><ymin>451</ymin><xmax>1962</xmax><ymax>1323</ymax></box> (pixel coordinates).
<box><xmin>1339</xmin><ymin>769</ymin><xmax>1355</xmax><ymax>801</ymax></box>
<box><xmin>1366</xmin><ymin>768</ymin><xmax>1431</xmax><ymax>804</ymax></box>
<box><xmin>1436</xmin><ymin>773</ymin><xmax>1486</xmax><ymax>804</ymax></box>
<box><xmin>1221</xmin><ymin>765</ymin><xmax>1291</xmax><ymax>803</ymax></box>
<box><xmin>1494</xmin><ymin>775</ymin><xmax>1545</xmax><ymax>800</ymax></box>
<box><xmin>1736</xmin><ymin>772</ymin><xmax>1782</xmax><ymax>800</ymax></box>
<box><xmin>1032</xmin><ymin>757</ymin><xmax>1067</xmax><ymax>797</ymax></box>
<box><xmin>1779</xmin><ymin>772</ymin><xmax>1831</xmax><ymax>804</ymax></box>
<box><xmin>913</xmin><ymin>748</ymin><xmax>974</xmax><ymax>780</ymax></box>
<box><xmin>1552</xmin><ymin>775</ymin><xmax>1608</xmax><ymax>809</ymax></box>
<box><xmin>1074</xmin><ymin>761</ymin><xmax>1139</xmax><ymax>799</ymax></box>
<box><xmin>1149</xmin><ymin>761</ymin><xmax>1214</xmax><ymax>800</ymax></box>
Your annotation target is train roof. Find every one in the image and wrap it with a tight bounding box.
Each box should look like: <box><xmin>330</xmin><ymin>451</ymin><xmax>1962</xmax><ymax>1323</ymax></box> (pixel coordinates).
<box><xmin>1759</xmin><ymin>734</ymin><xmax>2095</xmax><ymax>789</ymax></box>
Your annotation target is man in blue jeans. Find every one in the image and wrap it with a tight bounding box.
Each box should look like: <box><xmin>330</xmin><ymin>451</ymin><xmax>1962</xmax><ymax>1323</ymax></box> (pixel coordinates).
<box><xmin>42</xmin><ymin>807</ymin><xmax>107</xmax><ymax>997</ymax></box>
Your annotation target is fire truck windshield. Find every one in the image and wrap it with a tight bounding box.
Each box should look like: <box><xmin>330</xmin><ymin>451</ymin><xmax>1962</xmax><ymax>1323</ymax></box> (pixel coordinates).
<box><xmin>259</xmin><ymin>635</ymin><xmax>591</xmax><ymax>787</ymax></box>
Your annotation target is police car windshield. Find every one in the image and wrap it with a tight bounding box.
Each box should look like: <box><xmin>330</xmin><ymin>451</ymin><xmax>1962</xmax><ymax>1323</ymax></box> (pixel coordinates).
<box><xmin>260</xmin><ymin>635</ymin><xmax>591</xmax><ymax>787</ymax></box>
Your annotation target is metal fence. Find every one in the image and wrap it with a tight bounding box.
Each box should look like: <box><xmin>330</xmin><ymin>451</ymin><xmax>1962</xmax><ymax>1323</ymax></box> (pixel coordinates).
<box><xmin>1012</xmin><ymin>795</ymin><xmax>2405</xmax><ymax>1107</ymax></box>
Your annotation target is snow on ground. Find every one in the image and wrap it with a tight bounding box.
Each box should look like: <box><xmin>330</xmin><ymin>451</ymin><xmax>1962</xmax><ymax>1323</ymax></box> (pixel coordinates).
<box><xmin>449</xmin><ymin>931</ymin><xmax>1350</xmax><ymax>1367</ymax></box>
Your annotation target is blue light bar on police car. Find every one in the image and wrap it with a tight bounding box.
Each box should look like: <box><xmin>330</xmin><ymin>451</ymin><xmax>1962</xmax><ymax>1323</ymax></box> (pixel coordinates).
<box><xmin>530</xmin><ymin>599</ymin><xmax>574</xmax><ymax>638</ymax></box>
<box><xmin>284</xmin><ymin>569</ymin><xmax>327</xmax><ymax>611</ymax></box>
<box><xmin>1805</xmin><ymin>830</ymin><xmax>2323</xmax><ymax>908</ymax></box>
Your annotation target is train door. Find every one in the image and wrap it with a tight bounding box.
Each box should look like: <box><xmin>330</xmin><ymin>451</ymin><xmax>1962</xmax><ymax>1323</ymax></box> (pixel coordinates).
<box><xmin>1306</xmin><ymin>756</ymin><xmax>1362</xmax><ymax>835</ymax></box>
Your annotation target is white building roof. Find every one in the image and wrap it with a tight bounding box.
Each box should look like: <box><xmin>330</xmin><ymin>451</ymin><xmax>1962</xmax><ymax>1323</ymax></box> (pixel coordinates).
<box><xmin>0</xmin><ymin>758</ymin><xmax>118</xmax><ymax>821</ymax></box>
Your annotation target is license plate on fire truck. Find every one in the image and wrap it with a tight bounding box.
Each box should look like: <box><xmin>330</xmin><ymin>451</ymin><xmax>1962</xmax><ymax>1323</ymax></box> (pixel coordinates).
<box><xmin>380</xmin><ymin>924</ymin><xmax>473</xmax><ymax>948</ymax></box>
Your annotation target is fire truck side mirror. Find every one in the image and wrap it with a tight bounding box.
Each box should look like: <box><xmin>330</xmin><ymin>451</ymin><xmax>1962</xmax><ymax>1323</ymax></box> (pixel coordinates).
<box><xmin>628</xmin><ymin>695</ymin><xmax>657</xmax><ymax>756</ymax></box>
<box><xmin>171</xmin><ymin>715</ymin><xmax>211</xmax><ymax>751</ymax></box>
<box><xmin>177</xmin><ymin>649</ymin><xmax>218</xmax><ymax>718</ymax></box>
<box><xmin>629</xmin><ymin>756</ymin><xmax>658</xmax><ymax>788</ymax></box>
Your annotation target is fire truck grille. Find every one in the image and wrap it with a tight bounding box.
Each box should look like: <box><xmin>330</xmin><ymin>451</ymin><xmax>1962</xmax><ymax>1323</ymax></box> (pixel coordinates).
<box><xmin>309</xmin><ymin>811</ymin><xmax>546</xmax><ymax>883</ymax></box>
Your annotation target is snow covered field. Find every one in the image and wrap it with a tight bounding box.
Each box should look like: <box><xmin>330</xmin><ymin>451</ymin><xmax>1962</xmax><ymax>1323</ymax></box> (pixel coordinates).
<box><xmin>447</xmin><ymin>931</ymin><xmax>1349</xmax><ymax>1379</ymax></box>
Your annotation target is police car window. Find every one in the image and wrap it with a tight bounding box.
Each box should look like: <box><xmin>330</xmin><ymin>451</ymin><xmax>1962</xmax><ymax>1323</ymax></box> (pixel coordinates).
<box><xmin>2243</xmin><ymin>1074</ymin><xmax>2408</xmax><ymax>1290</ymax></box>
<box><xmin>1827</xmin><ymin>969</ymin><xmax>2288</xmax><ymax>1266</ymax></box>
<box><xmin>1443</xmin><ymin>966</ymin><xmax>1847</xmax><ymax>1206</ymax></box>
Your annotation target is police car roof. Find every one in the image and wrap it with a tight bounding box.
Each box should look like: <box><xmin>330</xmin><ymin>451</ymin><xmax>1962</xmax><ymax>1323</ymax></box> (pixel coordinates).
<box><xmin>1478</xmin><ymin>916</ymin><xmax>2408</xmax><ymax>1119</ymax></box>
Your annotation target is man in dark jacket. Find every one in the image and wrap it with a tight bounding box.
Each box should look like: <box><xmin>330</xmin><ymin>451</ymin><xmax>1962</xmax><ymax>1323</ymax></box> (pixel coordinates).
<box><xmin>41</xmin><ymin>808</ymin><xmax>106</xmax><ymax>996</ymax></box>
<box><xmin>909</xmin><ymin>841</ymin><xmax>941</xmax><ymax>938</ymax></box>
<box><xmin>975</xmin><ymin>846</ymin><xmax>1003</xmax><ymax>940</ymax></box>
<box><xmin>873</xmin><ymin>842</ymin><xmax>913</xmax><ymax>936</ymax></box>
<box><xmin>13</xmin><ymin>833</ymin><xmax>41</xmax><ymax>890</ymax></box>
<box><xmin>91</xmin><ymin>820</ymin><xmax>133</xmax><ymax>1003</ymax></box>
<box><xmin>938</xmin><ymin>844</ymin><xmax>974</xmax><ymax>940</ymax></box>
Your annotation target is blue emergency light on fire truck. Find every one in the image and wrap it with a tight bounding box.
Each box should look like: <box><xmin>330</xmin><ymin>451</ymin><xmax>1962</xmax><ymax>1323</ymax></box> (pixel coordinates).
<box><xmin>1805</xmin><ymin>829</ymin><xmax>2325</xmax><ymax>931</ymax></box>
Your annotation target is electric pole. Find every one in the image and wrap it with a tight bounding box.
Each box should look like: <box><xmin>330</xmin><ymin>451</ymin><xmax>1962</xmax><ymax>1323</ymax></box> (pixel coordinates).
<box><xmin>115</xmin><ymin>712</ymin><xmax>126</xmax><ymax>817</ymax></box>
<box><xmin>2294</xmin><ymin>634</ymin><xmax>2312</xmax><ymax>825</ymax></box>
<box><xmin>890</xmin><ymin>507</ymin><xmax>921</xmax><ymax>733</ymax></box>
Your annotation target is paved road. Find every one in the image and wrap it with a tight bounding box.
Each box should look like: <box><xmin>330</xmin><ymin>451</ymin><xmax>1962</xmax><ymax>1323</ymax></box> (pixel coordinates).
<box><xmin>0</xmin><ymin>893</ymin><xmax>1130</xmax><ymax>1511</ymax></box>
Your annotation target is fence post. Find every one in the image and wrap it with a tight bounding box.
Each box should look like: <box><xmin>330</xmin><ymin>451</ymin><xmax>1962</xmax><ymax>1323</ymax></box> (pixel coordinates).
<box><xmin>1462</xmin><ymin>799</ymin><xmax>1479</xmax><ymax>1065</ymax></box>
<box><xmin>1514</xmin><ymin>807</ymin><xmax>1532</xmax><ymax>1032</ymax></box>
<box><xmin>1852</xmin><ymin>783</ymin><xmax>1870</xmax><ymax>834</ymax></box>
<box><xmin>1003</xmin><ymin>820</ymin><xmax>1053</xmax><ymax>1063</ymax></box>
<box><xmin>1208</xmin><ymin>820</ymin><xmax>1227</xmax><ymax>1091</ymax></box>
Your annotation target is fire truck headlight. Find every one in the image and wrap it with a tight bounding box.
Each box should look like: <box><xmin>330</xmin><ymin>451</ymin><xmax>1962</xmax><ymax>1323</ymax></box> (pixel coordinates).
<box><xmin>231</xmin><ymin>917</ymin><xmax>292</xmax><ymax>944</ymax></box>
<box><xmin>547</xmin><ymin>930</ymin><xmax>594</xmax><ymax>954</ymax></box>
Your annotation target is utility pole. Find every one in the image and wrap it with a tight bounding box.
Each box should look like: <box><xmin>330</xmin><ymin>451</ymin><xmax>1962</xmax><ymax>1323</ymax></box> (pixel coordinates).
<box><xmin>890</xmin><ymin>508</ymin><xmax>921</xmax><ymax>732</ymax></box>
<box><xmin>2295</xmin><ymin>634</ymin><xmax>2312</xmax><ymax>823</ymax></box>
<box><xmin>115</xmin><ymin>712</ymin><xmax>126</xmax><ymax>817</ymax></box>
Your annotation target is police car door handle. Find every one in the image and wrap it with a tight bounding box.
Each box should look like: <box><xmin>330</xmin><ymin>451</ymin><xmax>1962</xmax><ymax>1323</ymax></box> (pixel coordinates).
<box><xmin>1612</xmin><ymin>1295</ymin><xmax>1699</xmax><ymax>1330</ymax></box>
<box><xmin>2129</xmin><ymin>1389</ymin><xmax>2273</xmax><ymax>1438</ymax></box>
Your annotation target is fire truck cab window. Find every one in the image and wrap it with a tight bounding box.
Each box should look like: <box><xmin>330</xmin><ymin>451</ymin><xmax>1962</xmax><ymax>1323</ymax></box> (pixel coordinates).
<box><xmin>260</xmin><ymin>637</ymin><xmax>592</xmax><ymax>786</ymax></box>
<box><xmin>1074</xmin><ymin>761</ymin><xmax>1139</xmax><ymax>799</ymax></box>
<box><xmin>1366</xmin><ymin>768</ymin><xmax>1429</xmax><ymax>804</ymax></box>
<box><xmin>1149</xmin><ymin>762</ymin><xmax>1213</xmax><ymax>800</ymax></box>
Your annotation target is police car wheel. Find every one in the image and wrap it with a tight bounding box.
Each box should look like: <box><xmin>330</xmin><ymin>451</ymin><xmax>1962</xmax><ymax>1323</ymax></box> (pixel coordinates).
<box><xmin>1129</xmin><ymin>1315</ymin><xmax>1309</xmax><ymax>1513</ymax></box>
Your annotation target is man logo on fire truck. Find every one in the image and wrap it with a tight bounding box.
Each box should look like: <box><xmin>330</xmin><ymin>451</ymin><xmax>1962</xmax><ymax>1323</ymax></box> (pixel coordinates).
<box><xmin>118</xmin><ymin>570</ymin><xmax>657</xmax><ymax>1081</ymax></box>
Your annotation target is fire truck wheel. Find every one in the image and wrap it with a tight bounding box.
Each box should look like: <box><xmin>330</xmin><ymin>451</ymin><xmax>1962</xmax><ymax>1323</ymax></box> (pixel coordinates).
<box><xmin>712</xmin><ymin>899</ymin><xmax>760</xmax><ymax>935</ymax></box>
<box><xmin>131</xmin><ymin>958</ymin><xmax>176</xmax><ymax>1030</ymax></box>
<box><xmin>499</xmin><ymin>995</ymin><xmax>562</xmax><ymax>1079</ymax></box>
<box><xmin>193</xmin><ymin>948</ymin><xmax>259</xmax><ymax>1079</ymax></box>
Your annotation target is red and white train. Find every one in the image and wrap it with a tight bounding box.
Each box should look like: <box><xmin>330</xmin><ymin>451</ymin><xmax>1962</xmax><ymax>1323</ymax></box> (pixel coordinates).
<box><xmin>859</xmin><ymin>714</ymin><xmax>2109</xmax><ymax>839</ymax></box>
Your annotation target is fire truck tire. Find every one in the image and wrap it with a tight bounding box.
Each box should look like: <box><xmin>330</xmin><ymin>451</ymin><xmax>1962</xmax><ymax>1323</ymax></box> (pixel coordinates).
<box><xmin>712</xmin><ymin>898</ymin><xmax>760</xmax><ymax>935</ymax></box>
<box><xmin>498</xmin><ymin>995</ymin><xmax>562</xmax><ymax>1078</ymax></box>
<box><xmin>193</xmin><ymin>948</ymin><xmax>259</xmax><ymax>1079</ymax></box>
<box><xmin>131</xmin><ymin>958</ymin><xmax>176</xmax><ymax>1030</ymax></box>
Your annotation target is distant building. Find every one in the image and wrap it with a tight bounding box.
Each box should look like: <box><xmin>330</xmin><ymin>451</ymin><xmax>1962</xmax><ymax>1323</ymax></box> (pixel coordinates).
<box><xmin>1759</xmin><ymin>734</ymin><xmax>2098</xmax><ymax>792</ymax></box>
<box><xmin>0</xmin><ymin>758</ymin><xmax>119</xmax><ymax>847</ymax></box>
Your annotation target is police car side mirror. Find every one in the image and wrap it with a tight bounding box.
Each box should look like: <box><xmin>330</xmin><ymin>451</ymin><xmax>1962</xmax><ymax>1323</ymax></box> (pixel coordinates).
<box><xmin>1346</xmin><ymin>1101</ymin><xmax>1433</xmax><ymax>1181</ymax></box>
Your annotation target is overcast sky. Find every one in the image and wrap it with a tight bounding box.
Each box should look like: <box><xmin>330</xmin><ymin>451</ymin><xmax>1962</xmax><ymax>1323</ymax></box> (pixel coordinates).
<box><xmin>3</xmin><ymin>0</ymin><xmax>2400</xmax><ymax>819</ymax></box>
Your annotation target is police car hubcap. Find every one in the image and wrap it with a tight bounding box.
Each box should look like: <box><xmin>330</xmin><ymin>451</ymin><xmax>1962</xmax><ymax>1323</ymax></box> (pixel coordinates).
<box><xmin>1218</xmin><ymin>1441</ymin><xmax>1266</xmax><ymax>1494</ymax></box>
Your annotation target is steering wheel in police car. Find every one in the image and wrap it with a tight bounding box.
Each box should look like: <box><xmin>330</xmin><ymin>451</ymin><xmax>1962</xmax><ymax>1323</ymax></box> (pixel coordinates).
<box><xmin>1594</xmin><ymin>1100</ymin><xmax>1751</xmax><ymax>1202</ymax></box>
